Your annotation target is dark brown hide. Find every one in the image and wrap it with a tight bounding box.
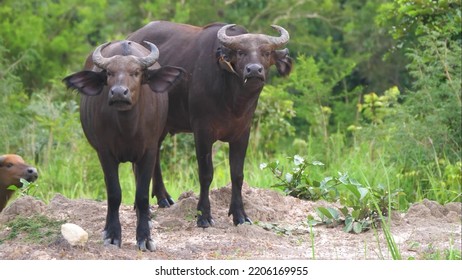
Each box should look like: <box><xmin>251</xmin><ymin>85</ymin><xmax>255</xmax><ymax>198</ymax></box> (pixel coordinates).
<box><xmin>63</xmin><ymin>40</ymin><xmax>184</xmax><ymax>251</ymax></box>
<box><xmin>127</xmin><ymin>21</ymin><xmax>292</xmax><ymax>227</ymax></box>
<box><xmin>0</xmin><ymin>154</ymin><xmax>38</xmax><ymax>212</ymax></box>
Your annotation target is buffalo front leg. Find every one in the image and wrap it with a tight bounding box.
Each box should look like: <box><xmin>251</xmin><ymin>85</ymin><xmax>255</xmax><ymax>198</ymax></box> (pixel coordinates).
<box><xmin>228</xmin><ymin>131</ymin><xmax>252</xmax><ymax>225</ymax></box>
<box><xmin>98</xmin><ymin>152</ymin><xmax>123</xmax><ymax>247</ymax></box>
<box><xmin>194</xmin><ymin>129</ymin><xmax>215</xmax><ymax>228</ymax></box>
<box><xmin>134</xmin><ymin>153</ymin><xmax>157</xmax><ymax>251</ymax></box>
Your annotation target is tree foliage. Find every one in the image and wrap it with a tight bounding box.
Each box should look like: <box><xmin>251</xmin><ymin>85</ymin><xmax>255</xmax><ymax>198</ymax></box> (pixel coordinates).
<box><xmin>0</xmin><ymin>0</ymin><xmax>460</xmax><ymax>205</ymax></box>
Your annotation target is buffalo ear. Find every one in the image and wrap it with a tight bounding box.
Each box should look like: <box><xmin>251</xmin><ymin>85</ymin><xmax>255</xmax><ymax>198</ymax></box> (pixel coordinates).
<box><xmin>216</xmin><ymin>47</ymin><xmax>238</xmax><ymax>75</ymax></box>
<box><xmin>274</xmin><ymin>48</ymin><xmax>293</xmax><ymax>77</ymax></box>
<box><xmin>145</xmin><ymin>66</ymin><xmax>185</xmax><ymax>93</ymax></box>
<box><xmin>62</xmin><ymin>71</ymin><xmax>106</xmax><ymax>96</ymax></box>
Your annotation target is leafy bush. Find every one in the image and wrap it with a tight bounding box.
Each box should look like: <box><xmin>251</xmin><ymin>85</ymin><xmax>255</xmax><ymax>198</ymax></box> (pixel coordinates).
<box><xmin>358</xmin><ymin>1</ymin><xmax>462</xmax><ymax>204</ymax></box>
<box><xmin>308</xmin><ymin>172</ymin><xmax>404</xmax><ymax>233</ymax></box>
<box><xmin>357</xmin><ymin>86</ymin><xmax>400</xmax><ymax>125</ymax></box>
<box><xmin>260</xmin><ymin>155</ymin><xmax>335</xmax><ymax>201</ymax></box>
<box><xmin>261</xmin><ymin>154</ymin><xmax>404</xmax><ymax>233</ymax></box>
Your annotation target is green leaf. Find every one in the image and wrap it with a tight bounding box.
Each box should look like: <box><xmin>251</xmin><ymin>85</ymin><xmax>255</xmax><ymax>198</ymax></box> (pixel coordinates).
<box><xmin>345</xmin><ymin>184</ymin><xmax>361</xmax><ymax>200</ymax></box>
<box><xmin>348</xmin><ymin>177</ymin><xmax>362</xmax><ymax>187</ymax></box>
<box><xmin>320</xmin><ymin>176</ymin><xmax>333</xmax><ymax>188</ymax></box>
<box><xmin>327</xmin><ymin>207</ymin><xmax>340</xmax><ymax>220</ymax></box>
<box><xmin>344</xmin><ymin>217</ymin><xmax>353</xmax><ymax>233</ymax></box>
<box><xmin>7</xmin><ymin>185</ymin><xmax>19</xmax><ymax>191</ymax></box>
<box><xmin>307</xmin><ymin>215</ymin><xmax>322</xmax><ymax>226</ymax></box>
<box><xmin>317</xmin><ymin>206</ymin><xmax>340</xmax><ymax>220</ymax></box>
<box><xmin>19</xmin><ymin>178</ymin><xmax>29</xmax><ymax>187</ymax></box>
<box><xmin>358</xmin><ymin>187</ymin><xmax>369</xmax><ymax>201</ymax></box>
<box><xmin>339</xmin><ymin>206</ymin><xmax>349</xmax><ymax>217</ymax></box>
<box><xmin>267</xmin><ymin>161</ymin><xmax>279</xmax><ymax>170</ymax></box>
<box><xmin>353</xmin><ymin>222</ymin><xmax>363</xmax><ymax>233</ymax></box>
<box><xmin>312</xmin><ymin>180</ymin><xmax>320</xmax><ymax>188</ymax></box>
<box><xmin>316</xmin><ymin>207</ymin><xmax>334</xmax><ymax>219</ymax></box>
<box><xmin>338</xmin><ymin>173</ymin><xmax>349</xmax><ymax>185</ymax></box>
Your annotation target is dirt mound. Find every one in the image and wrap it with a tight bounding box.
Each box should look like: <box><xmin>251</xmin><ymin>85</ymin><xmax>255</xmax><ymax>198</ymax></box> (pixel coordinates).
<box><xmin>0</xmin><ymin>184</ymin><xmax>460</xmax><ymax>260</ymax></box>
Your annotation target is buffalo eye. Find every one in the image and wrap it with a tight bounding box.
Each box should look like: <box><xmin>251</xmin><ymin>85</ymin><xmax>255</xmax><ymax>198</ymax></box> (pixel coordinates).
<box><xmin>262</xmin><ymin>51</ymin><xmax>271</xmax><ymax>58</ymax></box>
<box><xmin>106</xmin><ymin>71</ymin><xmax>113</xmax><ymax>77</ymax></box>
<box><xmin>237</xmin><ymin>50</ymin><xmax>246</xmax><ymax>57</ymax></box>
<box><xmin>130</xmin><ymin>71</ymin><xmax>140</xmax><ymax>78</ymax></box>
<box><xmin>6</xmin><ymin>162</ymin><xmax>13</xmax><ymax>168</ymax></box>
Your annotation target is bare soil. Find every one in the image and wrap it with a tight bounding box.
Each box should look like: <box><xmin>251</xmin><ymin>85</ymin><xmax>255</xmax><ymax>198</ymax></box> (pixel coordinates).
<box><xmin>0</xmin><ymin>183</ymin><xmax>460</xmax><ymax>260</ymax></box>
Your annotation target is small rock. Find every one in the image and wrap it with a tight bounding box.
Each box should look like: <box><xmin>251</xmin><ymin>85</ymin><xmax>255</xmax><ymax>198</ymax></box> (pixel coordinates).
<box><xmin>61</xmin><ymin>223</ymin><xmax>88</xmax><ymax>246</ymax></box>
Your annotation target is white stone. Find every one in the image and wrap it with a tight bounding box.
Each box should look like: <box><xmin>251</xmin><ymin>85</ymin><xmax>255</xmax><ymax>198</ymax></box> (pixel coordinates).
<box><xmin>61</xmin><ymin>223</ymin><xmax>88</xmax><ymax>246</ymax></box>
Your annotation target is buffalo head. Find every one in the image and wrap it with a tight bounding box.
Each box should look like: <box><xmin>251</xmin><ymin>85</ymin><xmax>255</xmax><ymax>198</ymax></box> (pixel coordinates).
<box><xmin>216</xmin><ymin>24</ymin><xmax>292</xmax><ymax>86</ymax></box>
<box><xmin>63</xmin><ymin>40</ymin><xmax>183</xmax><ymax>111</ymax></box>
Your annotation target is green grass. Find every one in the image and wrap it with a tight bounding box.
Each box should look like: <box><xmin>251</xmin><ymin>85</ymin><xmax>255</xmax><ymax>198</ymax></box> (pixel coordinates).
<box><xmin>4</xmin><ymin>111</ymin><xmax>459</xmax><ymax>217</ymax></box>
<box><xmin>0</xmin><ymin>215</ymin><xmax>65</xmax><ymax>245</ymax></box>
<box><xmin>11</xmin><ymin>131</ymin><xmax>455</xmax><ymax>209</ymax></box>
<box><xmin>420</xmin><ymin>240</ymin><xmax>462</xmax><ymax>260</ymax></box>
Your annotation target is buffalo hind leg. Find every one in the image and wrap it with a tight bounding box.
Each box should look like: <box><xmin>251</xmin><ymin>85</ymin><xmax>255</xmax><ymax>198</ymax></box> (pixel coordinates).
<box><xmin>153</xmin><ymin>151</ymin><xmax>174</xmax><ymax>207</ymax></box>
<box><xmin>152</xmin><ymin>133</ymin><xmax>174</xmax><ymax>208</ymax></box>
<box><xmin>228</xmin><ymin>132</ymin><xmax>252</xmax><ymax>225</ymax></box>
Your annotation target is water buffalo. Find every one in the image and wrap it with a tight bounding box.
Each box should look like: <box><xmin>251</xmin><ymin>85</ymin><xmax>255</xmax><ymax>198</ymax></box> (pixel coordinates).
<box><xmin>63</xmin><ymin>40</ymin><xmax>184</xmax><ymax>251</ymax></box>
<box><xmin>127</xmin><ymin>21</ymin><xmax>292</xmax><ymax>227</ymax></box>
<box><xmin>0</xmin><ymin>154</ymin><xmax>38</xmax><ymax>212</ymax></box>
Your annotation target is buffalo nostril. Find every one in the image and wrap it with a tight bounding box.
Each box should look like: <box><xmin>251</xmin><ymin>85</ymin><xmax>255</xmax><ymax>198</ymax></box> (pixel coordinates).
<box><xmin>111</xmin><ymin>86</ymin><xmax>129</xmax><ymax>97</ymax></box>
<box><xmin>246</xmin><ymin>64</ymin><xmax>263</xmax><ymax>75</ymax></box>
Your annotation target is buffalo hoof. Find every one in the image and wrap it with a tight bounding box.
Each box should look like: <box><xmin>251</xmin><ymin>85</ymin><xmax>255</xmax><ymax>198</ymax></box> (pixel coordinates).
<box><xmin>102</xmin><ymin>231</ymin><xmax>122</xmax><ymax>248</ymax></box>
<box><xmin>103</xmin><ymin>238</ymin><xmax>121</xmax><ymax>248</ymax></box>
<box><xmin>234</xmin><ymin>216</ymin><xmax>252</xmax><ymax>226</ymax></box>
<box><xmin>158</xmin><ymin>197</ymin><xmax>175</xmax><ymax>208</ymax></box>
<box><xmin>197</xmin><ymin>216</ymin><xmax>215</xmax><ymax>228</ymax></box>
<box><xmin>137</xmin><ymin>238</ymin><xmax>156</xmax><ymax>252</ymax></box>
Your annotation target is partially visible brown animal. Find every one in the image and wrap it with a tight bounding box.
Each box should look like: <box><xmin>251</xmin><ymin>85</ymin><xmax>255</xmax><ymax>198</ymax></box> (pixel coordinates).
<box><xmin>0</xmin><ymin>154</ymin><xmax>39</xmax><ymax>212</ymax></box>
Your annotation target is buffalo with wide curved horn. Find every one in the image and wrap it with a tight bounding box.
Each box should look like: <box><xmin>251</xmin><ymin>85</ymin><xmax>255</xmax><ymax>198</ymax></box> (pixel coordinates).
<box><xmin>217</xmin><ymin>24</ymin><xmax>290</xmax><ymax>50</ymax></box>
<box><xmin>92</xmin><ymin>41</ymin><xmax>160</xmax><ymax>69</ymax></box>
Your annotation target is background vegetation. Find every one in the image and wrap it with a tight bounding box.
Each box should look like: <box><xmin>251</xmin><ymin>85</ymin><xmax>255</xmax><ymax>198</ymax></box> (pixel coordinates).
<box><xmin>1</xmin><ymin>0</ymin><xmax>460</xmax><ymax>210</ymax></box>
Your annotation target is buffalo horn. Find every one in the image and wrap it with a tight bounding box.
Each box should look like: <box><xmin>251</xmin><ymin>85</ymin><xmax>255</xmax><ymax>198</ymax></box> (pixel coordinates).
<box><xmin>136</xmin><ymin>41</ymin><xmax>159</xmax><ymax>68</ymax></box>
<box><xmin>92</xmin><ymin>42</ymin><xmax>112</xmax><ymax>69</ymax></box>
<box><xmin>217</xmin><ymin>24</ymin><xmax>290</xmax><ymax>50</ymax></box>
<box><xmin>217</xmin><ymin>24</ymin><xmax>240</xmax><ymax>50</ymax></box>
<box><xmin>268</xmin><ymin>25</ymin><xmax>290</xmax><ymax>49</ymax></box>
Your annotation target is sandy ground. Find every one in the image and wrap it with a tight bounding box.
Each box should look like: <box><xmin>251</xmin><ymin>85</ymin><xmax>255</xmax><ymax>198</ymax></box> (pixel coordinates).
<box><xmin>0</xmin><ymin>183</ymin><xmax>460</xmax><ymax>260</ymax></box>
